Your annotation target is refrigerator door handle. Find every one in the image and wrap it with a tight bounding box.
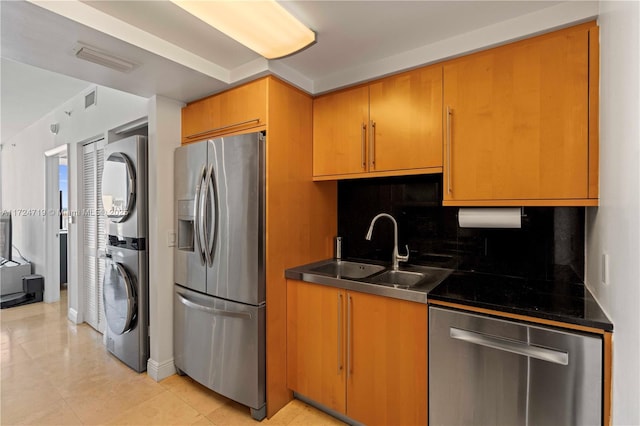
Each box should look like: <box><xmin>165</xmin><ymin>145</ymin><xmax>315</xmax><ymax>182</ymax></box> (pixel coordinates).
<box><xmin>176</xmin><ymin>293</ymin><xmax>252</xmax><ymax>320</ymax></box>
<box><xmin>450</xmin><ymin>327</ymin><xmax>569</xmax><ymax>365</ymax></box>
<box><xmin>204</xmin><ymin>164</ymin><xmax>217</xmax><ymax>267</ymax></box>
<box><xmin>196</xmin><ymin>165</ymin><xmax>207</xmax><ymax>265</ymax></box>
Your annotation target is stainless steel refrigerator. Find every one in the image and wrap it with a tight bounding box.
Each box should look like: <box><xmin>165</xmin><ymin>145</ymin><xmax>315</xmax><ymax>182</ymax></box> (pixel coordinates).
<box><xmin>174</xmin><ymin>132</ymin><xmax>266</xmax><ymax>420</ymax></box>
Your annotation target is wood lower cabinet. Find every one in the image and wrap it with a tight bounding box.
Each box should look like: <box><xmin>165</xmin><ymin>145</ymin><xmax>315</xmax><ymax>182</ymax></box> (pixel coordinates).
<box><xmin>287</xmin><ymin>280</ymin><xmax>427</xmax><ymax>425</ymax></box>
<box><xmin>286</xmin><ymin>280</ymin><xmax>346</xmax><ymax>413</ymax></box>
<box><xmin>346</xmin><ymin>291</ymin><xmax>428</xmax><ymax>426</ymax></box>
<box><xmin>443</xmin><ymin>21</ymin><xmax>599</xmax><ymax>206</ymax></box>
<box><xmin>313</xmin><ymin>66</ymin><xmax>443</xmax><ymax>181</ymax></box>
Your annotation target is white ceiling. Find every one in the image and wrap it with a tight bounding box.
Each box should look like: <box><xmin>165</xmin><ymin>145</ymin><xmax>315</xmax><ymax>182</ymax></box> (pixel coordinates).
<box><xmin>1</xmin><ymin>58</ymin><xmax>91</xmax><ymax>143</ymax></box>
<box><xmin>0</xmin><ymin>0</ymin><xmax>599</xmax><ymax>144</ymax></box>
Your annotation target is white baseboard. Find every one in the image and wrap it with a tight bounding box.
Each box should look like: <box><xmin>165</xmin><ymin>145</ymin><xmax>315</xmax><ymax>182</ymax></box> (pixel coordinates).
<box><xmin>147</xmin><ymin>357</ymin><xmax>176</xmax><ymax>382</ymax></box>
<box><xmin>68</xmin><ymin>308</ymin><xmax>83</xmax><ymax>324</ymax></box>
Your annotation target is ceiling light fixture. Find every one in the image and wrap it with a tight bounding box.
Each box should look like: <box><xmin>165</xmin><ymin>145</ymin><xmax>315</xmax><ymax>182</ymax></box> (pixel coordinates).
<box><xmin>74</xmin><ymin>44</ymin><xmax>137</xmax><ymax>73</ymax></box>
<box><xmin>171</xmin><ymin>0</ymin><xmax>315</xmax><ymax>59</ymax></box>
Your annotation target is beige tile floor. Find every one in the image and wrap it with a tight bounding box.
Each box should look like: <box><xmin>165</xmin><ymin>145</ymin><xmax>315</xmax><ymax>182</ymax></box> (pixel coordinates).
<box><xmin>1</xmin><ymin>291</ymin><xmax>345</xmax><ymax>425</ymax></box>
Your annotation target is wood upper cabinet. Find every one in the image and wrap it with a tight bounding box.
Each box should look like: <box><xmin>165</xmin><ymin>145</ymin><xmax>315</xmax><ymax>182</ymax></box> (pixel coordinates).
<box><xmin>313</xmin><ymin>66</ymin><xmax>443</xmax><ymax>180</ymax></box>
<box><xmin>286</xmin><ymin>280</ymin><xmax>427</xmax><ymax>425</ymax></box>
<box><xmin>443</xmin><ymin>22</ymin><xmax>599</xmax><ymax>206</ymax></box>
<box><xmin>181</xmin><ymin>78</ymin><xmax>268</xmax><ymax>143</ymax></box>
<box><xmin>312</xmin><ymin>85</ymin><xmax>369</xmax><ymax>177</ymax></box>
<box><xmin>369</xmin><ymin>66</ymin><xmax>443</xmax><ymax>174</ymax></box>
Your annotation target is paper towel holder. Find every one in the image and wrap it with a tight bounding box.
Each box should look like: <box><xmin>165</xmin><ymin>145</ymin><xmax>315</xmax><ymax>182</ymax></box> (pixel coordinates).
<box><xmin>457</xmin><ymin>207</ymin><xmax>526</xmax><ymax>229</ymax></box>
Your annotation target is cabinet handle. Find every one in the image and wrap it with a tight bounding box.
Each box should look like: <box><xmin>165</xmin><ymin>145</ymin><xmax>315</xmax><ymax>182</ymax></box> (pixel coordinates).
<box><xmin>347</xmin><ymin>294</ymin><xmax>353</xmax><ymax>375</ymax></box>
<box><xmin>446</xmin><ymin>106</ymin><xmax>453</xmax><ymax>193</ymax></box>
<box><xmin>361</xmin><ymin>123</ymin><xmax>367</xmax><ymax>169</ymax></box>
<box><xmin>338</xmin><ymin>293</ymin><xmax>343</xmax><ymax>372</ymax></box>
<box><xmin>185</xmin><ymin>118</ymin><xmax>261</xmax><ymax>139</ymax></box>
<box><xmin>370</xmin><ymin>120</ymin><xmax>376</xmax><ymax>170</ymax></box>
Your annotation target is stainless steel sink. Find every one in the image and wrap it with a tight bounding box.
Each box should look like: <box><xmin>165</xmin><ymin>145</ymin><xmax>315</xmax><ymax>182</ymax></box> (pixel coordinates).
<box><xmin>369</xmin><ymin>270</ymin><xmax>426</xmax><ymax>288</ymax></box>
<box><xmin>309</xmin><ymin>260</ymin><xmax>385</xmax><ymax>279</ymax></box>
<box><xmin>287</xmin><ymin>258</ymin><xmax>454</xmax><ymax>304</ymax></box>
<box><xmin>368</xmin><ymin>266</ymin><xmax>453</xmax><ymax>289</ymax></box>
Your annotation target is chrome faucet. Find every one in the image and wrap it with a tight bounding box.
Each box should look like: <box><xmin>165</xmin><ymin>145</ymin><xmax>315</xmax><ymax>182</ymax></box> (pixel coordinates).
<box><xmin>365</xmin><ymin>213</ymin><xmax>409</xmax><ymax>271</ymax></box>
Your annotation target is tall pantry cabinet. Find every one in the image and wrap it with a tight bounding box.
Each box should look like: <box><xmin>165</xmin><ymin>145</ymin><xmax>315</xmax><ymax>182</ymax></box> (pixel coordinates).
<box><xmin>181</xmin><ymin>76</ymin><xmax>338</xmax><ymax>417</ymax></box>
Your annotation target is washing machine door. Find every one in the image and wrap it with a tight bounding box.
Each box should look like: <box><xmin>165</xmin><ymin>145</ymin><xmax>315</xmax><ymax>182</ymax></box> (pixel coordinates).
<box><xmin>103</xmin><ymin>258</ymin><xmax>137</xmax><ymax>335</ymax></box>
<box><xmin>102</xmin><ymin>152</ymin><xmax>136</xmax><ymax>223</ymax></box>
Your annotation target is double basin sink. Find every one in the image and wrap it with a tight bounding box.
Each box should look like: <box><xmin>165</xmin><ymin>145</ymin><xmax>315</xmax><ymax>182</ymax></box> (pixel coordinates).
<box><xmin>311</xmin><ymin>260</ymin><xmax>432</xmax><ymax>288</ymax></box>
<box><xmin>286</xmin><ymin>258</ymin><xmax>453</xmax><ymax>303</ymax></box>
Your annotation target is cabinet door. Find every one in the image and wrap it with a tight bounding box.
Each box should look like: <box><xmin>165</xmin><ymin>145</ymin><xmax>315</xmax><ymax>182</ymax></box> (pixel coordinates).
<box><xmin>313</xmin><ymin>85</ymin><xmax>369</xmax><ymax>177</ymax></box>
<box><xmin>211</xmin><ymin>77</ymin><xmax>267</xmax><ymax>135</ymax></box>
<box><xmin>347</xmin><ymin>292</ymin><xmax>427</xmax><ymax>426</ymax></box>
<box><xmin>369</xmin><ymin>66</ymin><xmax>443</xmax><ymax>172</ymax></box>
<box><xmin>182</xmin><ymin>78</ymin><xmax>267</xmax><ymax>143</ymax></box>
<box><xmin>182</xmin><ymin>98</ymin><xmax>214</xmax><ymax>142</ymax></box>
<box><xmin>444</xmin><ymin>26</ymin><xmax>590</xmax><ymax>203</ymax></box>
<box><xmin>286</xmin><ymin>280</ymin><xmax>346</xmax><ymax>414</ymax></box>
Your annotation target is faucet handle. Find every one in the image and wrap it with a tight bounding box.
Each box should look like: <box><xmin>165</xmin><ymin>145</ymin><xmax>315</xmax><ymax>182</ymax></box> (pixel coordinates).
<box><xmin>397</xmin><ymin>245</ymin><xmax>410</xmax><ymax>263</ymax></box>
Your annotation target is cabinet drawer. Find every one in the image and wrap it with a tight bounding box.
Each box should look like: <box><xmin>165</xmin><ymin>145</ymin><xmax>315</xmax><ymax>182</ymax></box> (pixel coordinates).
<box><xmin>174</xmin><ymin>285</ymin><xmax>265</xmax><ymax>409</ymax></box>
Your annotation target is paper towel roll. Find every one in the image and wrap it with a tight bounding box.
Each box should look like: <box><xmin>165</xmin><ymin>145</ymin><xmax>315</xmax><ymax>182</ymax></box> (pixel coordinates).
<box><xmin>458</xmin><ymin>208</ymin><xmax>522</xmax><ymax>229</ymax></box>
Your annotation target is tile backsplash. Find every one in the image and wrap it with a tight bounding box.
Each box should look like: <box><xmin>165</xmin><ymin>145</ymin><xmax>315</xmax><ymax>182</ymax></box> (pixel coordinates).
<box><xmin>338</xmin><ymin>175</ymin><xmax>584</xmax><ymax>281</ymax></box>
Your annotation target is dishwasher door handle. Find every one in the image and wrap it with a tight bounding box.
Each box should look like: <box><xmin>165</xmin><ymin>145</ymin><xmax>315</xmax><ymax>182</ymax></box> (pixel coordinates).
<box><xmin>450</xmin><ymin>327</ymin><xmax>569</xmax><ymax>365</ymax></box>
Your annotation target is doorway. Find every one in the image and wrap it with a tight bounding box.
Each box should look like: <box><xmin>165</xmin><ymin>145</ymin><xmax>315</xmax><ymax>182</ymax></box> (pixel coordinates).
<box><xmin>44</xmin><ymin>145</ymin><xmax>69</xmax><ymax>304</ymax></box>
<box><xmin>59</xmin><ymin>157</ymin><xmax>68</xmax><ymax>290</ymax></box>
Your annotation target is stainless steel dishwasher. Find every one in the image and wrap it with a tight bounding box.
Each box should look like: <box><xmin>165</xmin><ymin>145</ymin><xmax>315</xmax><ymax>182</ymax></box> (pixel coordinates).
<box><xmin>429</xmin><ymin>306</ymin><xmax>603</xmax><ymax>426</ymax></box>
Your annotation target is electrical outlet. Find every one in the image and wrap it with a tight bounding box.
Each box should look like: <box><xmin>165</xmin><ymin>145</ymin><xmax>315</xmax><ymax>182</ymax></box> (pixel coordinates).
<box><xmin>168</xmin><ymin>231</ymin><xmax>176</xmax><ymax>247</ymax></box>
<box><xmin>601</xmin><ymin>253</ymin><xmax>610</xmax><ymax>286</ymax></box>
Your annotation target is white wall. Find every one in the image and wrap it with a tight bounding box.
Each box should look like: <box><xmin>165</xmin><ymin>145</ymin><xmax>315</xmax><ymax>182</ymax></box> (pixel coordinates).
<box><xmin>1</xmin><ymin>85</ymin><xmax>148</xmax><ymax>314</ymax></box>
<box><xmin>0</xmin><ymin>147</ymin><xmax>3</xmax><ymax>210</ymax></box>
<box><xmin>586</xmin><ymin>2</ymin><xmax>640</xmax><ymax>425</ymax></box>
<box><xmin>146</xmin><ymin>95</ymin><xmax>183</xmax><ymax>380</ymax></box>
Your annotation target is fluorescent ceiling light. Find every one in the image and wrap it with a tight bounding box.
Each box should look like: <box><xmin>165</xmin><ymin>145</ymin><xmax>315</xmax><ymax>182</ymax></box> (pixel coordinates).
<box><xmin>171</xmin><ymin>0</ymin><xmax>315</xmax><ymax>59</ymax></box>
<box><xmin>74</xmin><ymin>44</ymin><xmax>137</xmax><ymax>73</ymax></box>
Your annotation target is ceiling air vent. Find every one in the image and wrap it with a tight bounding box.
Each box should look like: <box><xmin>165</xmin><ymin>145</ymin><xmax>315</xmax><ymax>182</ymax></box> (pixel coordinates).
<box><xmin>85</xmin><ymin>88</ymin><xmax>97</xmax><ymax>109</ymax></box>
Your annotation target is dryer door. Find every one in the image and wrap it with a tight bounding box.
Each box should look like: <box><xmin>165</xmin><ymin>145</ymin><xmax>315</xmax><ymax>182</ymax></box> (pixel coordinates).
<box><xmin>102</xmin><ymin>152</ymin><xmax>136</xmax><ymax>223</ymax></box>
<box><xmin>103</xmin><ymin>258</ymin><xmax>137</xmax><ymax>335</ymax></box>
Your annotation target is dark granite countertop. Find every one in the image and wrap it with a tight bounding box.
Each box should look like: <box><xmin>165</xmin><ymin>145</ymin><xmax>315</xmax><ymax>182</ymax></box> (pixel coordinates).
<box><xmin>428</xmin><ymin>269</ymin><xmax>613</xmax><ymax>332</ymax></box>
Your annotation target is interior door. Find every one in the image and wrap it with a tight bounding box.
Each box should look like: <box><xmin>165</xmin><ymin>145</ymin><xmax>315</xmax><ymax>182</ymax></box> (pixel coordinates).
<box><xmin>82</xmin><ymin>139</ymin><xmax>107</xmax><ymax>332</ymax></box>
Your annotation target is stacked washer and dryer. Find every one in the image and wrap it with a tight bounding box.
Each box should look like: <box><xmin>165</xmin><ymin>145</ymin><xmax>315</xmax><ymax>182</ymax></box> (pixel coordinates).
<box><xmin>101</xmin><ymin>135</ymin><xmax>149</xmax><ymax>373</ymax></box>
